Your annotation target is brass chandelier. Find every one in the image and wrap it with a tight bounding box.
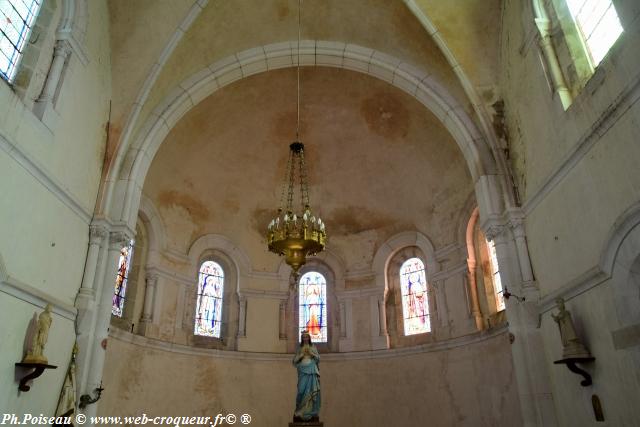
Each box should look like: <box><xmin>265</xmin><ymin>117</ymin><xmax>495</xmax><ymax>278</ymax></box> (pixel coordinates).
<box><xmin>266</xmin><ymin>0</ymin><xmax>326</xmax><ymax>275</ymax></box>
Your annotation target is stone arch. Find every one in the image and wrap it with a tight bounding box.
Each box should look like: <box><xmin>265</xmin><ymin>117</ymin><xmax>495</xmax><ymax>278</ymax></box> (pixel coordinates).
<box><xmin>57</xmin><ymin>0</ymin><xmax>89</xmax><ymax>63</ymax></box>
<box><xmin>185</xmin><ymin>234</ymin><xmax>250</xmax><ymax>350</ymax></box>
<box><xmin>385</xmin><ymin>246</ymin><xmax>437</xmax><ymax>348</ymax></box>
<box><xmin>276</xmin><ymin>248</ymin><xmax>346</xmax><ymax>292</ymax></box>
<box><xmin>102</xmin><ymin>42</ymin><xmax>501</xmax><ymax>231</ymax></box>
<box><xmin>187</xmin><ymin>234</ymin><xmax>253</xmax><ymax>292</ymax></box>
<box><xmin>287</xmin><ymin>258</ymin><xmax>341</xmax><ymax>352</ymax></box>
<box><xmin>601</xmin><ymin>201</ymin><xmax>640</xmax><ymax>327</ymax></box>
<box><xmin>372</xmin><ymin>230</ymin><xmax>439</xmax><ymax>293</ymax></box>
<box><xmin>137</xmin><ymin>195</ymin><xmax>167</xmax><ymax>267</ymax></box>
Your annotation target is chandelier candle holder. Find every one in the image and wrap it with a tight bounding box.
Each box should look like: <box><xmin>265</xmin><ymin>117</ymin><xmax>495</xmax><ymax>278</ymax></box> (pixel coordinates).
<box><xmin>267</xmin><ymin>142</ymin><xmax>326</xmax><ymax>275</ymax></box>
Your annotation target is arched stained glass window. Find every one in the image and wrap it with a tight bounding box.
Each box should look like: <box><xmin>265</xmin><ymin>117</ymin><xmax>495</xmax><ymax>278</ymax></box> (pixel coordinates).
<box><xmin>112</xmin><ymin>239</ymin><xmax>134</xmax><ymax>317</ymax></box>
<box><xmin>194</xmin><ymin>260</ymin><xmax>224</xmax><ymax>338</ymax></box>
<box><xmin>486</xmin><ymin>239</ymin><xmax>505</xmax><ymax>311</ymax></box>
<box><xmin>0</xmin><ymin>0</ymin><xmax>42</xmax><ymax>82</ymax></box>
<box><xmin>299</xmin><ymin>271</ymin><xmax>327</xmax><ymax>343</ymax></box>
<box><xmin>400</xmin><ymin>257</ymin><xmax>430</xmax><ymax>335</ymax></box>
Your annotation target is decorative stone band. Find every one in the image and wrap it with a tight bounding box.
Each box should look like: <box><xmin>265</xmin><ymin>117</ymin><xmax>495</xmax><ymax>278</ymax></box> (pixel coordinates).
<box><xmin>109</xmin><ymin>324</ymin><xmax>508</xmax><ymax>361</ymax></box>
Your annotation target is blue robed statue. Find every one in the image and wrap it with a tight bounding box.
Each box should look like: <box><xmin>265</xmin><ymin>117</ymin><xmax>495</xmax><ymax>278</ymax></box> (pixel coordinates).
<box><xmin>292</xmin><ymin>329</ymin><xmax>321</xmax><ymax>422</ymax></box>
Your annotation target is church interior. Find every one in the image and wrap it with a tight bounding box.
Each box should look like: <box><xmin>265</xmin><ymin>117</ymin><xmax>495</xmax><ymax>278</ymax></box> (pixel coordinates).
<box><xmin>1</xmin><ymin>0</ymin><xmax>639</xmax><ymax>426</ymax></box>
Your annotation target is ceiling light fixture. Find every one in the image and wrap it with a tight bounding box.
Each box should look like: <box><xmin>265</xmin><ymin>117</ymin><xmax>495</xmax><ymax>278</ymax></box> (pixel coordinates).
<box><xmin>266</xmin><ymin>0</ymin><xmax>326</xmax><ymax>278</ymax></box>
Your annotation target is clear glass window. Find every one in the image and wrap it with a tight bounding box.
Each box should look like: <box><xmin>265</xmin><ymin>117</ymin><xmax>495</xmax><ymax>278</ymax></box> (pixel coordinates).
<box><xmin>487</xmin><ymin>239</ymin><xmax>505</xmax><ymax>311</ymax></box>
<box><xmin>565</xmin><ymin>0</ymin><xmax>623</xmax><ymax>66</ymax></box>
<box><xmin>0</xmin><ymin>0</ymin><xmax>42</xmax><ymax>82</ymax></box>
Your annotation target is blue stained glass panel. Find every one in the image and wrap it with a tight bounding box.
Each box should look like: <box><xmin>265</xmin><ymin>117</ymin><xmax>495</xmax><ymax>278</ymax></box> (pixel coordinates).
<box><xmin>194</xmin><ymin>261</ymin><xmax>224</xmax><ymax>338</ymax></box>
<box><xmin>112</xmin><ymin>240</ymin><xmax>134</xmax><ymax>317</ymax></box>
<box><xmin>400</xmin><ymin>257</ymin><xmax>430</xmax><ymax>335</ymax></box>
<box><xmin>299</xmin><ymin>271</ymin><xmax>327</xmax><ymax>343</ymax></box>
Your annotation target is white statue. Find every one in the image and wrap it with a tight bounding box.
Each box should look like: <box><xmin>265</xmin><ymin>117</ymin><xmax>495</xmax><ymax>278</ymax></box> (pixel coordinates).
<box><xmin>24</xmin><ymin>304</ymin><xmax>53</xmax><ymax>364</ymax></box>
<box><xmin>552</xmin><ymin>298</ymin><xmax>591</xmax><ymax>359</ymax></box>
<box><xmin>55</xmin><ymin>343</ymin><xmax>78</xmax><ymax>418</ymax></box>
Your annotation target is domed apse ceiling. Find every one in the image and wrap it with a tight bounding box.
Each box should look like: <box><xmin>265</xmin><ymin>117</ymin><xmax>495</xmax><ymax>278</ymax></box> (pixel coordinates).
<box><xmin>143</xmin><ymin>67</ymin><xmax>473</xmax><ymax>272</ymax></box>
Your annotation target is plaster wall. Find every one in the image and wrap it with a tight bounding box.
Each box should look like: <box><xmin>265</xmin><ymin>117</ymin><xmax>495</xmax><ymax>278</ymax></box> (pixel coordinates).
<box><xmin>0</xmin><ymin>296</ymin><xmax>75</xmax><ymax>413</ymax></box>
<box><xmin>100</xmin><ymin>329</ymin><xmax>522</xmax><ymax>427</ymax></box>
<box><xmin>0</xmin><ymin>0</ymin><xmax>111</xmax><ymax>412</ymax></box>
<box><xmin>539</xmin><ymin>281</ymin><xmax>640</xmax><ymax>426</ymax></box>
<box><xmin>500</xmin><ymin>0</ymin><xmax>640</xmax><ymax>424</ymax></box>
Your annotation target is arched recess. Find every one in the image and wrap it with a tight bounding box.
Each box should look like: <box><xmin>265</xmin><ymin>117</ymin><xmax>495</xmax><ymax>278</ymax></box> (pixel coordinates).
<box><xmin>101</xmin><ymin>41</ymin><xmax>503</xmax><ymax>231</ymax></box>
<box><xmin>137</xmin><ymin>195</ymin><xmax>167</xmax><ymax>267</ymax></box>
<box><xmin>602</xmin><ymin>201</ymin><xmax>640</xmax><ymax>329</ymax></box>
<box><xmin>276</xmin><ymin>249</ymin><xmax>346</xmax><ymax>351</ymax></box>
<box><xmin>385</xmin><ymin>246</ymin><xmax>437</xmax><ymax>348</ymax></box>
<box><xmin>187</xmin><ymin>234</ymin><xmax>252</xmax><ymax>289</ymax></box>
<box><xmin>373</xmin><ymin>231</ymin><xmax>439</xmax><ymax>293</ymax></box>
<box><xmin>371</xmin><ymin>231</ymin><xmax>439</xmax><ymax>348</ymax></box>
<box><xmin>183</xmin><ymin>234</ymin><xmax>250</xmax><ymax>350</ymax></box>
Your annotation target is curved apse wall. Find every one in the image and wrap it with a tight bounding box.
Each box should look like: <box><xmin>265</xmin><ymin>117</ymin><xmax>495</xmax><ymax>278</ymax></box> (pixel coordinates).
<box><xmin>99</xmin><ymin>328</ymin><xmax>521</xmax><ymax>427</ymax></box>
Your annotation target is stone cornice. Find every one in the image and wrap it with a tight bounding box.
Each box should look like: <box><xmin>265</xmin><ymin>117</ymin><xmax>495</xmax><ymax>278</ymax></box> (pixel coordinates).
<box><xmin>109</xmin><ymin>325</ymin><xmax>508</xmax><ymax>361</ymax></box>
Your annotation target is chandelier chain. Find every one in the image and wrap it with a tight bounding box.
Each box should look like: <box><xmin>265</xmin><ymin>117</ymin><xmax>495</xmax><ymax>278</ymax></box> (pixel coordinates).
<box><xmin>286</xmin><ymin>150</ymin><xmax>296</xmax><ymax>212</ymax></box>
<box><xmin>296</xmin><ymin>0</ymin><xmax>301</xmax><ymax>141</ymax></box>
<box><xmin>299</xmin><ymin>149</ymin><xmax>309</xmax><ymax>209</ymax></box>
<box><xmin>280</xmin><ymin>148</ymin><xmax>293</xmax><ymax>212</ymax></box>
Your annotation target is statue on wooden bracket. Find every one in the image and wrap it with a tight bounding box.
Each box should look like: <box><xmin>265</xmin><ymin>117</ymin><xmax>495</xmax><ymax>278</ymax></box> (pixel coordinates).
<box><xmin>23</xmin><ymin>304</ymin><xmax>53</xmax><ymax>364</ymax></box>
<box><xmin>552</xmin><ymin>298</ymin><xmax>591</xmax><ymax>359</ymax></box>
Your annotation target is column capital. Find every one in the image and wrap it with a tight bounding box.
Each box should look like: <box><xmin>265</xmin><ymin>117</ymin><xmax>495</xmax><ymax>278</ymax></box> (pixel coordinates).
<box><xmin>89</xmin><ymin>225</ymin><xmax>109</xmax><ymax>244</ymax></box>
<box><xmin>108</xmin><ymin>231</ymin><xmax>130</xmax><ymax>250</ymax></box>
<box><xmin>506</xmin><ymin>208</ymin><xmax>526</xmax><ymax>231</ymax></box>
<box><xmin>484</xmin><ymin>223</ymin><xmax>506</xmax><ymax>241</ymax></box>
<box><xmin>54</xmin><ymin>39</ymin><xmax>73</xmax><ymax>58</ymax></box>
<box><xmin>145</xmin><ymin>272</ymin><xmax>159</xmax><ymax>287</ymax></box>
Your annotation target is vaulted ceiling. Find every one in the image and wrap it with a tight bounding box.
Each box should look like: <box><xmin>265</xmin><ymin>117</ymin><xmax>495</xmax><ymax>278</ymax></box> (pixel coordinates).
<box><xmin>105</xmin><ymin>0</ymin><xmax>503</xmax><ymax>267</ymax></box>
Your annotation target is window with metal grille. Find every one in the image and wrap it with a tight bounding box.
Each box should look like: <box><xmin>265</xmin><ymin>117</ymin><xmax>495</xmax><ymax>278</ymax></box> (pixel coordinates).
<box><xmin>0</xmin><ymin>0</ymin><xmax>42</xmax><ymax>82</ymax></box>
<box><xmin>565</xmin><ymin>0</ymin><xmax>623</xmax><ymax>66</ymax></box>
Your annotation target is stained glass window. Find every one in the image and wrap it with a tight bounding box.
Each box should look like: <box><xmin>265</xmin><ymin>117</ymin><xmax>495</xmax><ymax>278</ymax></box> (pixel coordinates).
<box><xmin>400</xmin><ymin>257</ymin><xmax>430</xmax><ymax>335</ymax></box>
<box><xmin>487</xmin><ymin>239</ymin><xmax>505</xmax><ymax>311</ymax></box>
<box><xmin>194</xmin><ymin>260</ymin><xmax>224</xmax><ymax>338</ymax></box>
<box><xmin>299</xmin><ymin>271</ymin><xmax>327</xmax><ymax>343</ymax></box>
<box><xmin>112</xmin><ymin>240</ymin><xmax>134</xmax><ymax>317</ymax></box>
<box><xmin>1</xmin><ymin>0</ymin><xmax>42</xmax><ymax>82</ymax></box>
<box><xmin>565</xmin><ymin>0</ymin><xmax>623</xmax><ymax>66</ymax></box>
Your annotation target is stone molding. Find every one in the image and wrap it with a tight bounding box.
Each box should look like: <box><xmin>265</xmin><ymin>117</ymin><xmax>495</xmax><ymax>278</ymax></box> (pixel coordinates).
<box><xmin>0</xmin><ymin>133</ymin><xmax>92</xmax><ymax>224</ymax></box>
<box><xmin>109</xmin><ymin>324</ymin><xmax>508</xmax><ymax>361</ymax></box>
<box><xmin>538</xmin><ymin>200</ymin><xmax>640</xmax><ymax>313</ymax></box>
<box><xmin>523</xmin><ymin>71</ymin><xmax>640</xmax><ymax>217</ymax></box>
<box><xmin>0</xmin><ymin>276</ymin><xmax>77</xmax><ymax>321</ymax></box>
